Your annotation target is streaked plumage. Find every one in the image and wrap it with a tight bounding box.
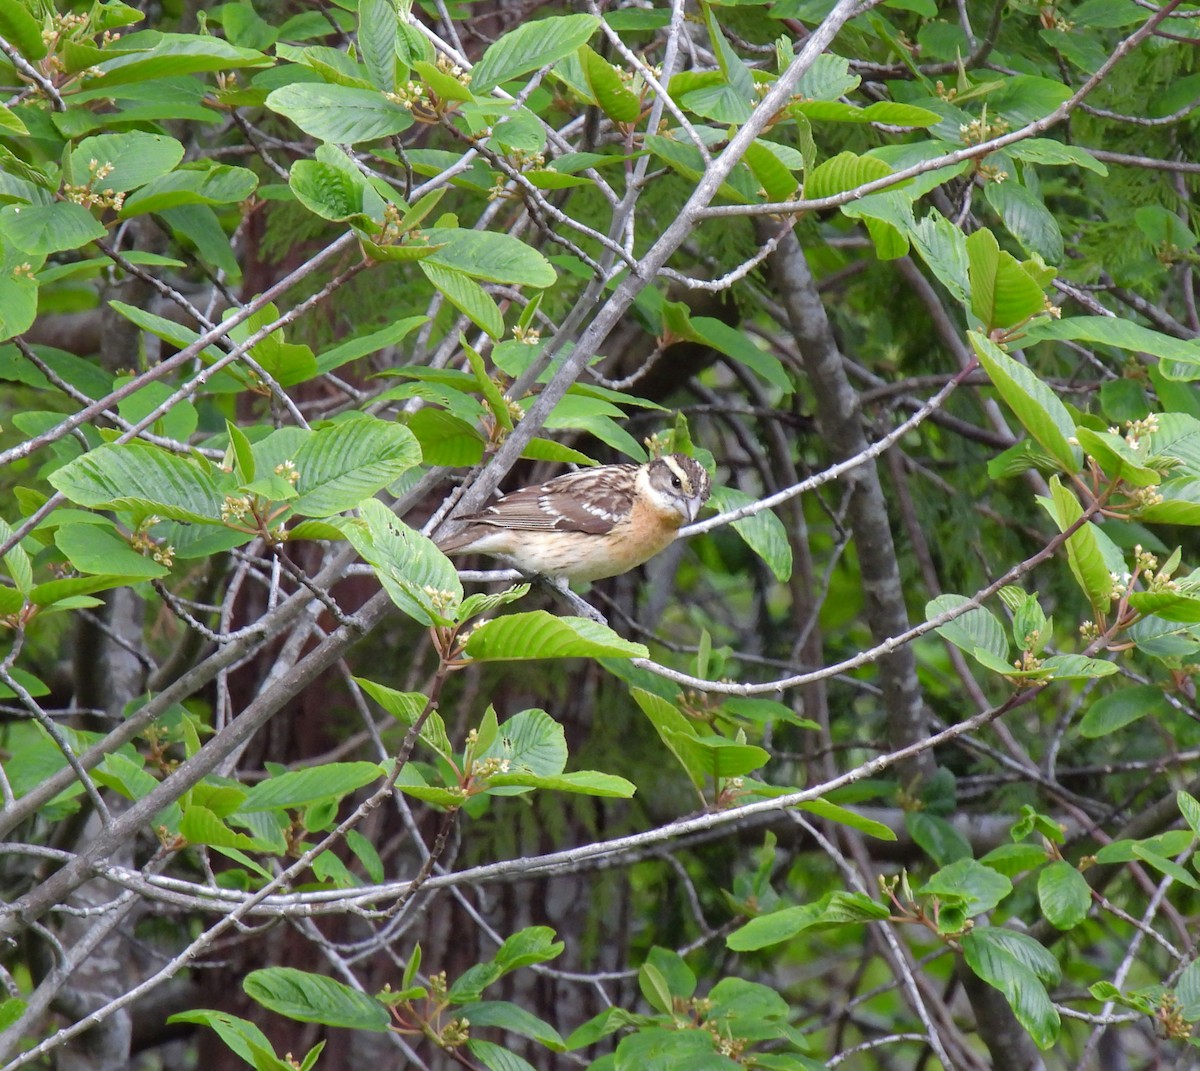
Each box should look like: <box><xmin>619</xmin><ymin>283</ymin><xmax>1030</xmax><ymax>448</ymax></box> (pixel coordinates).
<box><xmin>436</xmin><ymin>454</ymin><xmax>711</xmax><ymax>582</ymax></box>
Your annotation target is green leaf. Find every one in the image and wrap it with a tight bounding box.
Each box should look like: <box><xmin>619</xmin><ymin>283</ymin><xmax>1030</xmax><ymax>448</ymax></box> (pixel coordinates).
<box><xmin>688</xmin><ymin>316</ymin><xmax>791</xmax><ymax>392</ymax></box>
<box><xmin>613</xmin><ymin>1027</ymin><xmax>740</xmax><ymax>1069</ymax></box>
<box><xmin>458</xmin><ymin>585</ymin><xmax>530</xmax><ymax>624</ymax></box>
<box><xmin>28</xmin><ymin>575</ymin><xmax>133</xmax><ymax>609</ymax></box>
<box><xmin>919</xmin><ymin>858</ymin><xmax>1012</xmax><ymax>917</ymax></box>
<box><xmin>1038</xmin><ymin>475</ymin><xmax>1115</xmax><ymax>610</ymax></box>
<box><xmin>115</xmin><ymin>377</ymin><xmax>198</xmax><ymax>443</ymax></box>
<box><xmin>0</xmin><ymin>203</ymin><xmax>107</xmax><ymax>255</ymax></box>
<box><xmin>676</xmin><ymin>73</ymin><xmax>753</xmax><ymax>125</ymax></box>
<box><xmin>244</xmin><ymin>968</ymin><xmax>389</xmax><ymax>1031</ymax></box>
<box><xmin>54</xmin><ymin>523</ymin><xmax>169</xmax><ymax>579</ymax></box>
<box><xmin>1125</xmin><ymin>591</ymin><xmax>1200</xmax><ymax>625</ymax></box>
<box><xmin>472</xmin><ymin>14</ymin><xmax>600</xmax><ymax>93</ymax></box>
<box><xmin>908</xmin><ymin>210</ymin><xmax>970</xmax><ymax>304</ymax></box>
<box><xmin>226</xmin><ymin>419</ymin><xmax>255</xmax><ymax>484</ymax></box>
<box><xmin>906</xmin><ymin>811</ymin><xmax>972</xmax><ymax>865</ymax></box>
<box><xmin>543</xmin><ymin>394</ymin><xmax>645</xmax><ymax>460</ymax></box>
<box><xmin>524</xmin><ymin>169</ymin><xmax>590</xmax><ymax>191</ymax></box>
<box><xmin>1039</xmin><ymin>654</ymin><xmax>1117</xmax><ymax>680</ymax></box>
<box><xmin>580</xmin><ymin>46</ymin><xmax>640</xmax><ymax>124</ymax></box>
<box><xmin>447</xmin><ymin>927</ymin><xmax>564</xmax><ymax>1002</ymax></box>
<box><xmin>394</xmin><ymin>768</ymin><xmax>467</xmax><ymax>809</ymax></box>
<box><xmin>344</xmin><ymin>829</ymin><xmax>383</xmax><ymax>885</ymax></box>
<box><xmin>640</xmin><ymin>948</ymin><xmax>694</xmax><ymax>1011</ymax></box>
<box><xmin>1020</xmin><ymin>317</ymin><xmax>1200</xmax><ymax>379</ymax></box>
<box><xmin>961</xmin><ymin>928</ymin><xmax>1061</xmax><ymax>1049</ymax></box>
<box><xmin>645</xmin><ymin>134</ymin><xmax>751</xmax><ymax>204</ymax></box>
<box><xmin>708</xmin><ymin>486</ymin><xmax>792</xmax><ymax>582</ymax></box>
<box><xmin>121</xmin><ymin>164</ymin><xmax>258</xmax><ymax>216</ymax></box>
<box><xmin>108</xmin><ymin>299</ymin><xmax>225</xmax><ymax>361</ymax></box>
<box><xmin>167</xmin><ymin>1010</ymin><xmax>277</xmax><ymax>1067</ymax></box>
<box><xmin>463</xmin><ymin>337</ymin><xmax>512</xmax><ymax>432</ymax></box>
<box><xmin>404</xmin><ymin>409</ymin><xmax>485</xmax><ymax>466</ymax></box>
<box><xmin>288</xmin><ymin>150</ymin><xmax>383</xmax><ymax>225</ymax></box>
<box><xmin>459</xmin><ymin>1002</ymin><xmax>564</xmax><ymax>1049</ymax></box>
<box><xmin>467</xmin><ymin>1039</ymin><xmax>537</xmax><ymax>1071</ymax></box>
<box><xmin>794</xmin><ymin>53</ymin><xmax>860</xmax><ymax>101</ymax></box>
<box><xmin>423</xmin><ymin>228</ymin><xmax>556</xmax><ymax>288</ymax></box>
<box><xmin>314</xmin><ymin>316</ymin><xmax>428</xmax><ymax>375</ymax></box>
<box><xmin>354</xmin><ymin>677</ymin><xmax>451</xmax><ymax>761</ymax></box>
<box><xmin>181</xmin><ymin>805</ymin><xmax>272</xmax><ymax>853</ymax></box>
<box><xmin>66</xmin><ymin>132</ymin><xmax>186</xmax><ymax>192</ymax></box>
<box><xmin>223</xmin><ymin>302</ymin><xmax>318</xmax><ymax>388</ymax></box>
<box><xmin>521</xmin><ymin>438</ymin><xmax>599</xmax><ymax>466</ymax></box>
<box><xmin>500</xmin><ymin>926</ymin><xmax>565</xmax><ymax>971</ymax></box>
<box><xmin>971</xmin><ymin>332</ymin><xmax>1080</xmax><ymax>472</ymax></box>
<box><xmin>290</xmin><ymin>417</ymin><xmax>421</xmax><ymax>517</ymax></box>
<box><xmin>727</xmin><ymin>904</ymin><xmax>824</xmax><ymax>951</ymax></box>
<box><xmin>805</xmin><ymin>151</ymin><xmax>893</xmax><ymax>200</ymax></box>
<box><xmin>95</xmin><ymin>752</ymin><xmax>159</xmax><ymax>804</ymax></box>
<box><xmin>0</xmin><ymin>254</ymin><xmax>39</xmax><ymax>342</ymax></box>
<box><xmin>819</xmin><ymin>890</ymin><xmax>892</xmax><ymax>924</ymax></box>
<box><xmin>0</xmin><ymin>667</ymin><xmax>51</xmax><ymax>701</ymax></box>
<box><xmin>661</xmin><ymin>730</ymin><xmax>769</xmax><ymax>780</ymax></box>
<box><xmin>0</xmin><ymin>519</ymin><xmax>31</xmax><ymax>594</ymax></box>
<box><xmin>794</xmin><ymin>100</ymin><xmax>940</xmax><ymax>125</ymax></box>
<box><xmin>48</xmin><ymin>442</ymin><xmax>234</xmax><ymax>524</ymax></box>
<box><xmin>90</xmin><ymin>33</ymin><xmax>271</xmax><ymax>87</ymax></box>
<box><xmin>1096</xmin><ymin>830</ymin><xmax>1194</xmax><ymax>864</ymax></box>
<box><xmin>1179</xmin><ymin>791</ymin><xmax>1200</xmax><ymax>839</ymax></box>
<box><xmin>984</xmin><ymin>181</ymin><xmax>1064</xmax><ymax>263</ymax></box>
<box><xmin>1037</xmin><ymin>860</ymin><xmax>1090</xmax><ymax>930</ymax></box>
<box><xmin>1079</xmin><ymin>684</ymin><xmax>1172</xmax><ymax>738</ymax></box>
<box><xmin>1135</xmin><ymin>204</ymin><xmax>1197</xmax><ymax>252</ymax></box>
<box><xmin>701</xmin><ymin>3</ymin><xmax>755</xmax><ymax>106</ymax></box>
<box><xmin>342</xmin><ymin>499</ymin><xmax>462</xmax><ymax>626</ymax></box>
<box><xmin>926</xmin><ymin>593</ymin><xmax>1008</xmax><ymax>659</ymax></box>
<box><xmin>412</xmin><ymin>59</ymin><xmax>475</xmax><ymax>104</ymax></box>
<box><xmin>673</xmin><ymin>16</ymin><xmax>753</xmax><ymax>124</ymax></box>
<box><xmin>465</xmin><ymin>612</ymin><xmax>649</xmax><ymax>661</ymax></box>
<box><xmin>265</xmin><ymin>83</ymin><xmax>413</xmax><ymax>143</ymax></box>
<box><xmin>485</xmin><ymin>771</ymin><xmax>637</xmax><ymax>797</ymax></box>
<box><xmin>477</xmin><ymin>708</ymin><xmax>567</xmax><ymax>787</ymax></box>
<box><xmin>632</xmin><ymin>687</ymin><xmax>702</xmax><ymax>786</ymax></box>
<box><xmin>0</xmin><ymin>3</ymin><xmax>47</xmax><ymax>61</ymax></box>
<box><xmin>1073</xmin><ymin>427</ymin><xmax>1160</xmax><ymax>487</ymax></box>
<box><xmin>990</xmin><ymin>75</ymin><xmax>1072</xmax><ymax>126</ymax></box>
<box><xmin>358</xmin><ymin>0</ymin><xmax>398</xmax><ymax>93</ymax></box>
<box><xmin>419</xmin><ymin>260</ymin><xmax>504</xmax><ymax>339</ymax></box>
<box><xmin>840</xmin><ymin>189</ymin><xmax>916</xmax><ymax>260</ymax></box>
<box><xmin>1178</xmin><ymin>959</ymin><xmax>1200</xmax><ymax>1021</ymax></box>
<box><xmin>1130</xmin><ymin>844</ymin><xmax>1200</xmax><ymax>889</ymax></box>
<box><xmin>860</xmin><ymin>100</ymin><xmax>941</xmax><ymax>125</ymax></box>
<box><xmin>483</xmin><ymin>107</ymin><xmax>547</xmax><ymax>159</ymax></box>
<box><xmin>980</xmin><ymin>842</ymin><xmax>1049</xmax><ymax>876</ymax></box>
<box><xmin>158</xmin><ymin>204</ymin><xmax>241</xmax><ymax>279</ymax></box>
<box><xmin>742</xmin><ymin>140</ymin><xmax>801</xmax><ymax>203</ymax></box>
<box><xmin>1008</xmin><ymin>139</ymin><xmax>1107</xmax><ymax>174</ymax></box>
<box><xmin>799</xmin><ymin>798</ymin><xmax>896</xmax><ymax>840</ymax></box>
<box><xmin>966</xmin><ymin>229</ymin><xmax>1048</xmax><ymax>331</ymax></box>
<box><xmin>237</xmin><ymin>762</ymin><xmax>382</xmax><ymax>812</ymax></box>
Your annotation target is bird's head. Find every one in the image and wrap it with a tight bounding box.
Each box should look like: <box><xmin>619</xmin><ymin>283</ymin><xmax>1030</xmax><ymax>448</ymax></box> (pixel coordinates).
<box><xmin>643</xmin><ymin>454</ymin><xmax>711</xmax><ymax>526</ymax></box>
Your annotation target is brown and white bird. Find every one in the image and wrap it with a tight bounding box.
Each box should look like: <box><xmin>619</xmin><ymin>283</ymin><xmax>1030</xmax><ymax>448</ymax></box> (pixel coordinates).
<box><xmin>436</xmin><ymin>454</ymin><xmax>711</xmax><ymax>582</ymax></box>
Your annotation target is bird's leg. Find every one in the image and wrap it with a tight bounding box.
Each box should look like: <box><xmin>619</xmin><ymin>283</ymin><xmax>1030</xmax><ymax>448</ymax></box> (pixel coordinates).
<box><xmin>538</xmin><ymin>575</ymin><xmax>608</xmax><ymax>625</ymax></box>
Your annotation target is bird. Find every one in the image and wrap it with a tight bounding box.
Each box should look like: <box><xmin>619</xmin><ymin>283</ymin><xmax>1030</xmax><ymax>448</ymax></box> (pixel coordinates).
<box><xmin>435</xmin><ymin>453</ymin><xmax>712</xmax><ymax>582</ymax></box>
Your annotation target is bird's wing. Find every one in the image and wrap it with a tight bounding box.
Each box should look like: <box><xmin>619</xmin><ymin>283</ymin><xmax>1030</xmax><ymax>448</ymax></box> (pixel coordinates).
<box><xmin>467</xmin><ymin>465</ymin><xmax>638</xmax><ymax>535</ymax></box>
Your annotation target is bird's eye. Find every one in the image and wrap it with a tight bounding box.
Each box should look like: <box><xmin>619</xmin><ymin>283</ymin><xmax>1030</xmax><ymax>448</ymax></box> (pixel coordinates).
<box><xmin>671</xmin><ymin>475</ymin><xmax>682</xmax><ymax>489</ymax></box>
